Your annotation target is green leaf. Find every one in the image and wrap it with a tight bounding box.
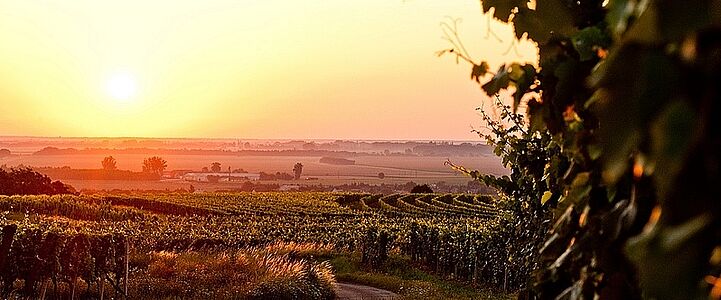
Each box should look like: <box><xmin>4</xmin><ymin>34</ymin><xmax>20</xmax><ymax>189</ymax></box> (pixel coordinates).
<box><xmin>511</xmin><ymin>64</ymin><xmax>536</xmax><ymax>111</ymax></box>
<box><xmin>482</xmin><ymin>65</ymin><xmax>511</xmax><ymax>95</ymax></box>
<box><xmin>552</xmin><ymin>59</ymin><xmax>580</xmax><ymax>107</ymax></box>
<box><xmin>650</xmin><ymin>101</ymin><xmax>697</xmax><ymax>202</ymax></box>
<box><xmin>625</xmin><ymin>214</ymin><xmax>713</xmax><ymax>299</ymax></box>
<box><xmin>513</xmin><ymin>0</ymin><xmax>576</xmax><ymax>42</ymax></box>
<box><xmin>571</xmin><ymin>172</ymin><xmax>590</xmax><ymax>187</ymax></box>
<box><xmin>606</xmin><ymin>0</ymin><xmax>634</xmax><ymax>37</ymax></box>
<box><xmin>571</xmin><ymin>26</ymin><xmax>611</xmax><ymax>61</ymax></box>
<box><xmin>541</xmin><ymin>191</ymin><xmax>553</xmax><ymax>205</ymax></box>
<box><xmin>563</xmin><ymin>172</ymin><xmax>592</xmax><ymax>204</ymax></box>
<box><xmin>470</xmin><ymin>62</ymin><xmax>490</xmax><ymax>83</ymax></box>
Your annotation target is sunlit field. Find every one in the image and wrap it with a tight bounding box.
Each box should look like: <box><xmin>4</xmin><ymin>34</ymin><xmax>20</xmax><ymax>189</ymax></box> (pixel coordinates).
<box><xmin>2</xmin><ymin>0</ymin><xmax>717</xmax><ymax>298</ymax></box>
<box><xmin>0</xmin><ymin>192</ymin><xmax>508</xmax><ymax>299</ymax></box>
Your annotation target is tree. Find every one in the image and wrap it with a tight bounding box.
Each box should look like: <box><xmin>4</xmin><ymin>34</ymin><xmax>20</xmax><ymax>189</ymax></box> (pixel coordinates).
<box><xmin>142</xmin><ymin>156</ymin><xmax>167</xmax><ymax>176</ymax></box>
<box><xmin>0</xmin><ymin>168</ymin><xmax>75</xmax><ymax>195</ymax></box>
<box><xmin>378</xmin><ymin>172</ymin><xmax>385</xmax><ymax>179</ymax></box>
<box><xmin>293</xmin><ymin>163</ymin><xmax>303</xmax><ymax>180</ymax></box>
<box><xmin>410</xmin><ymin>184</ymin><xmax>433</xmax><ymax>194</ymax></box>
<box><xmin>101</xmin><ymin>156</ymin><xmax>117</xmax><ymax>171</ymax></box>
<box><xmin>210</xmin><ymin>162</ymin><xmax>221</xmax><ymax>173</ymax></box>
<box><xmin>444</xmin><ymin>0</ymin><xmax>721</xmax><ymax>298</ymax></box>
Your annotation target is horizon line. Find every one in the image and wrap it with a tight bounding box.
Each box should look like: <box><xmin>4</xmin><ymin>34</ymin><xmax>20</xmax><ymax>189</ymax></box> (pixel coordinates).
<box><xmin>0</xmin><ymin>135</ymin><xmax>484</xmax><ymax>143</ymax></box>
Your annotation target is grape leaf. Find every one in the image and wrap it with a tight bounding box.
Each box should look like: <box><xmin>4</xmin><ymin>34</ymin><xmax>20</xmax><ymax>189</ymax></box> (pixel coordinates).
<box><xmin>482</xmin><ymin>65</ymin><xmax>512</xmax><ymax>95</ymax></box>
<box><xmin>572</xmin><ymin>26</ymin><xmax>611</xmax><ymax>61</ymax></box>
<box><xmin>514</xmin><ymin>0</ymin><xmax>577</xmax><ymax>42</ymax></box>
<box><xmin>511</xmin><ymin>64</ymin><xmax>537</xmax><ymax>111</ymax></box>
<box><xmin>471</xmin><ymin>62</ymin><xmax>490</xmax><ymax>83</ymax></box>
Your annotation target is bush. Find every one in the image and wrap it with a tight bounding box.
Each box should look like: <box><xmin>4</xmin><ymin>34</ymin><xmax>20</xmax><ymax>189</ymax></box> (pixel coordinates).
<box><xmin>0</xmin><ymin>168</ymin><xmax>75</xmax><ymax>195</ymax></box>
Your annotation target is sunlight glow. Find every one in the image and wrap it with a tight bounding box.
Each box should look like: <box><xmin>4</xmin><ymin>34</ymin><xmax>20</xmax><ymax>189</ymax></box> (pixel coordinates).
<box><xmin>0</xmin><ymin>1</ymin><xmax>536</xmax><ymax>139</ymax></box>
<box><xmin>106</xmin><ymin>73</ymin><xmax>138</xmax><ymax>101</ymax></box>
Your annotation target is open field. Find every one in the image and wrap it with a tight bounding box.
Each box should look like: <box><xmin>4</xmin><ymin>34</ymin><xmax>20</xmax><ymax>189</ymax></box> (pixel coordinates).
<box><xmin>2</xmin><ymin>153</ymin><xmax>507</xmax><ymax>192</ymax></box>
<box><xmin>0</xmin><ymin>192</ymin><xmax>508</xmax><ymax>299</ymax></box>
<box><xmin>1</xmin><ymin>154</ymin><xmax>506</xmax><ymax>177</ymax></box>
<box><xmin>62</xmin><ymin>176</ymin><xmax>476</xmax><ymax>192</ymax></box>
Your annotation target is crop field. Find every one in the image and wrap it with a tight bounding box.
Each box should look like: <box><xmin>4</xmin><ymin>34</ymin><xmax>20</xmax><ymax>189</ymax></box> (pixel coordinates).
<box><xmin>0</xmin><ymin>154</ymin><xmax>506</xmax><ymax>178</ymax></box>
<box><xmin>0</xmin><ymin>192</ymin><xmax>507</xmax><ymax>298</ymax></box>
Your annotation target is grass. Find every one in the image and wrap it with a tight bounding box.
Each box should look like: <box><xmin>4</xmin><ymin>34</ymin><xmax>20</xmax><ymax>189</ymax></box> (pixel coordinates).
<box><xmin>128</xmin><ymin>244</ymin><xmax>337</xmax><ymax>300</ymax></box>
<box><xmin>325</xmin><ymin>253</ymin><xmax>513</xmax><ymax>300</ymax></box>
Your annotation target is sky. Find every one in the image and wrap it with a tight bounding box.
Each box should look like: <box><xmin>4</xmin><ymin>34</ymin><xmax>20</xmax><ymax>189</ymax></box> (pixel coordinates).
<box><xmin>0</xmin><ymin>0</ymin><xmax>536</xmax><ymax>140</ymax></box>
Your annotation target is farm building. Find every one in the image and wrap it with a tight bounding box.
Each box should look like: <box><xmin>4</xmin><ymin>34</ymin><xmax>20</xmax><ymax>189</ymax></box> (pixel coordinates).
<box><xmin>182</xmin><ymin>172</ymin><xmax>260</xmax><ymax>182</ymax></box>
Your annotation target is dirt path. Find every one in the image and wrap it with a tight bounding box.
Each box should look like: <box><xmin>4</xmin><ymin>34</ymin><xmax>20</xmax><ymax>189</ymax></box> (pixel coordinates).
<box><xmin>335</xmin><ymin>282</ymin><xmax>400</xmax><ymax>300</ymax></box>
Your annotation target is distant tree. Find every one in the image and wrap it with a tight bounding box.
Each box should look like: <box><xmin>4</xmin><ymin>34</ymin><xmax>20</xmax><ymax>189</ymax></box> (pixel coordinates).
<box><xmin>101</xmin><ymin>156</ymin><xmax>117</xmax><ymax>171</ymax></box>
<box><xmin>410</xmin><ymin>184</ymin><xmax>433</xmax><ymax>194</ymax></box>
<box><xmin>210</xmin><ymin>162</ymin><xmax>221</xmax><ymax>173</ymax></box>
<box><xmin>142</xmin><ymin>156</ymin><xmax>167</xmax><ymax>176</ymax></box>
<box><xmin>293</xmin><ymin>163</ymin><xmax>303</xmax><ymax>180</ymax></box>
<box><xmin>403</xmin><ymin>181</ymin><xmax>417</xmax><ymax>191</ymax></box>
<box><xmin>202</xmin><ymin>167</ymin><xmax>209</xmax><ymax>172</ymax></box>
<box><xmin>378</xmin><ymin>172</ymin><xmax>385</xmax><ymax>179</ymax></box>
<box><xmin>0</xmin><ymin>168</ymin><xmax>75</xmax><ymax>195</ymax></box>
<box><xmin>0</xmin><ymin>149</ymin><xmax>10</xmax><ymax>157</ymax></box>
<box><xmin>189</xmin><ymin>184</ymin><xmax>195</xmax><ymax>193</ymax></box>
<box><xmin>302</xmin><ymin>142</ymin><xmax>317</xmax><ymax>150</ymax></box>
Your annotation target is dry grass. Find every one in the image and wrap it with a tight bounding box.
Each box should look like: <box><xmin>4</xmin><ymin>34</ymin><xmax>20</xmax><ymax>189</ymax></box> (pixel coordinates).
<box><xmin>130</xmin><ymin>244</ymin><xmax>336</xmax><ymax>299</ymax></box>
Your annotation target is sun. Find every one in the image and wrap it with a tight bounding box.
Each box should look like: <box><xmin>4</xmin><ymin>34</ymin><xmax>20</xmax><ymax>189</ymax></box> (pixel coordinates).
<box><xmin>105</xmin><ymin>73</ymin><xmax>138</xmax><ymax>101</ymax></box>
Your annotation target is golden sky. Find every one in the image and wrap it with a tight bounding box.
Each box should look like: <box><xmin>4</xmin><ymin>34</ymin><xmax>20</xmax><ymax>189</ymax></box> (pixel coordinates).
<box><xmin>0</xmin><ymin>0</ymin><xmax>536</xmax><ymax>140</ymax></box>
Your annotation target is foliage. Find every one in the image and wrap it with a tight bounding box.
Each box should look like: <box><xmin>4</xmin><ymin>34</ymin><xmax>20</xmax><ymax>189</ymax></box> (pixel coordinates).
<box><xmin>0</xmin><ymin>192</ymin><xmax>520</xmax><ymax>296</ymax></box>
<box><xmin>0</xmin><ymin>168</ymin><xmax>75</xmax><ymax>196</ymax></box>
<box><xmin>444</xmin><ymin>0</ymin><xmax>721</xmax><ymax>298</ymax></box>
<box><xmin>101</xmin><ymin>156</ymin><xmax>118</xmax><ymax>171</ymax></box>
<box><xmin>293</xmin><ymin>162</ymin><xmax>304</xmax><ymax>180</ymax></box>
<box><xmin>133</xmin><ymin>248</ymin><xmax>336</xmax><ymax>300</ymax></box>
<box><xmin>410</xmin><ymin>184</ymin><xmax>434</xmax><ymax>194</ymax></box>
<box><xmin>141</xmin><ymin>156</ymin><xmax>167</xmax><ymax>176</ymax></box>
<box><xmin>210</xmin><ymin>162</ymin><xmax>222</xmax><ymax>173</ymax></box>
<box><xmin>0</xmin><ymin>223</ymin><xmax>127</xmax><ymax>298</ymax></box>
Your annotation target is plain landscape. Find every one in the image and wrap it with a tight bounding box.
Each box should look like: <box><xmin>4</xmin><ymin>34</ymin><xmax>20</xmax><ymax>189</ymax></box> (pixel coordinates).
<box><xmin>2</xmin><ymin>1</ymin><xmax>720</xmax><ymax>299</ymax></box>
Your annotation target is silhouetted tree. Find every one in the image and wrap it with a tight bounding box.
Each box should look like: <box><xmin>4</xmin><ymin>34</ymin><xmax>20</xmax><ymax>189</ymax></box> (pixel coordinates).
<box><xmin>142</xmin><ymin>156</ymin><xmax>167</xmax><ymax>176</ymax></box>
<box><xmin>0</xmin><ymin>168</ymin><xmax>75</xmax><ymax>195</ymax></box>
<box><xmin>210</xmin><ymin>162</ymin><xmax>221</xmax><ymax>173</ymax></box>
<box><xmin>378</xmin><ymin>172</ymin><xmax>385</xmax><ymax>179</ymax></box>
<box><xmin>0</xmin><ymin>149</ymin><xmax>10</xmax><ymax>157</ymax></box>
<box><xmin>293</xmin><ymin>163</ymin><xmax>303</xmax><ymax>180</ymax></box>
<box><xmin>410</xmin><ymin>184</ymin><xmax>433</xmax><ymax>194</ymax></box>
<box><xmin>101</xmin><ymin>156</ymin><xmax>117</xmax><ymax>171</ymax></box>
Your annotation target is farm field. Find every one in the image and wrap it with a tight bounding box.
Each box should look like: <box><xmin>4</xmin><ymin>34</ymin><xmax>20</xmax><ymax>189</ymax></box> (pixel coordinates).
<box><xmin>0</xmin><ymin>192</ymin><xmax>507</xmax><ymax>299</ymax></box>
<box><xmin>0</xmin><ymin>154</ymin><xmax>506</xmax><ymax>178</ymax></box>
<box><xmin>62</xmin><ymin>176</ymin><xmax>475</xmax><ymax>192</ymax></box>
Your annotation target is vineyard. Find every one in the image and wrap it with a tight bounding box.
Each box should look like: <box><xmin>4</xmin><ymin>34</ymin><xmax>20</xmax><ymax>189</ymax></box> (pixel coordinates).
<box><xmin>0</xmin><ymin>192</ymin><xmax>509</xmax><ymax>298</ymax></box>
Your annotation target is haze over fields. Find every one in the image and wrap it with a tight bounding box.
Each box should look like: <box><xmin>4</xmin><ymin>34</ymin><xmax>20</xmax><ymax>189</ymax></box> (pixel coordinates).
<box><xmin>0</xmin><ymin>0</ymin><xmax>535</xmax><ymax>140</ymax></box>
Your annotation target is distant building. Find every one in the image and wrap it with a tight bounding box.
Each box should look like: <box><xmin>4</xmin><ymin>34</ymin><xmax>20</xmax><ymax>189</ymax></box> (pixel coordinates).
<box><xmin>279</xmin><ymin>184</ymin><xmax>301</xmax><ymax>191</ymax></box>
<box><xmin>182</xmin><ymin>172</ymin><xmax>260</xmax><ymax>182</ymax></box>
<box><xmin>166</xmin><ymin>169</ymin><xmax>195</xmax><ymax>179</ymax></box>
